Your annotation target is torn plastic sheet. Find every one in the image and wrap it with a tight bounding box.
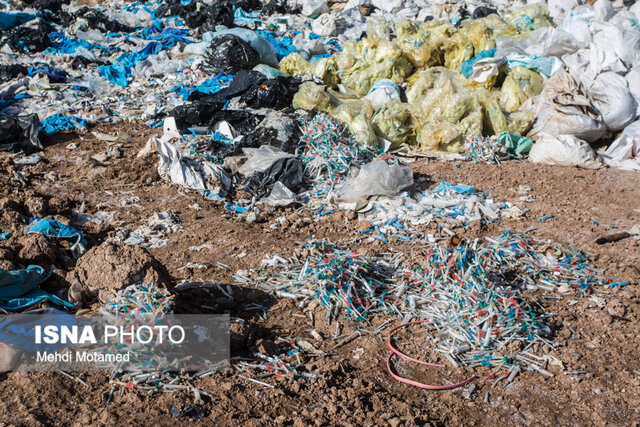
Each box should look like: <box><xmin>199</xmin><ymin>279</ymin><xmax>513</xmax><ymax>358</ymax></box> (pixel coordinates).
<box><xmin>461</xmin><ymin>49</ymin><xmax>496</xmax><ymax>79</ymax></box>
<box><xmin>156</xmin><ymin>118</ymin><xmax>232</xmax><ymax>200</ymax></box>
<box><xmin>505</xmin><ymin>54</ymin><xmax>563</xmax><ymax>77</ymax></box>
<box><xmin>265</xmin><ymin>181</ymin><xmax>299</xmax><ymax>206</ymax></box>
<box><xmin>335</xmin><ymin>161</ymin><xmax>413</xmax><ymax>203</ymax></box>
<box><xmin>237</xmin><ymin>145</ymin><xmax>294</xmax><ymax>177</ymax></box>
<box><xmin>173</xmin><ymin>72</ymin><xmax>234</xmax><ymax>100</ymax></box>
<box><xmin>0</xmin><ymin>266</ymin><xmax>76</xmax><ymax>311</ymax></box>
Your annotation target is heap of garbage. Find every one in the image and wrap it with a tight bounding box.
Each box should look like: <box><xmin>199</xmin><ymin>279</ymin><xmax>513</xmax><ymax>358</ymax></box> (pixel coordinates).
<box><xmin>0</xmin><ymin>0</ymin><xmax>637</xmax><ymax>186</ymax></box>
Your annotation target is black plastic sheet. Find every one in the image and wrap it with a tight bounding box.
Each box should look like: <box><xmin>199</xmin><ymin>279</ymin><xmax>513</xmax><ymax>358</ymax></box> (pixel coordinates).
<box><xmin>242</xmin><ymin>157</ymin><xmax>305</xmax><ymax>198</ymax></box>
<box><xmin>0</xmin><ymin>114</ymin><xmax>42</xmax><ymax>154</ymax></box>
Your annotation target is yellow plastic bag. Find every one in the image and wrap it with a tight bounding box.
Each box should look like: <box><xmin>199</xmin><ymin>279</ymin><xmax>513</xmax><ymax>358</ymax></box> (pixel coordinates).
<box><xmin>292</xmin><ymin>82</ymin><xmax>332</xmax><ymax>111</ymax></box>
<box><xmin>336</xmin><ymin>40</ymin><xmax>361</xmax><ymax>74</ymax></box>
<box><xmin>410</xmin><ymin>70</ymin><xmax>483</xmax><ymax>152</ymax></box>
<box><xmin>443</xmin><ymin>31</ymin><xmax>474</xmax><ymax>71</ymax></box>
<box><xmin>500</xmin><ymin>66</ymin><xmax>544</xmax><ymax>112</ymax></box>
<box><xmin>480</xmin><ymin>90</ymin><xmax>533</xmax><ymax>134</ymax></box>
<box><xmin>405</xmin><ymin>69</ymin><xmax>439</xmax><ymax>104</ymax></box>
<box><xmin>364</xmin><ymin>19</ymin><xmax>392</xmax><ymax>48</ymax></box>
<box><xmin>280</xmin><ymin>53</ymin><xmax>311</xmax><ymax>76</ymax></box>
<box><xmin>503</xmin><ymin>4</ymin><xmax>553</xmax><ymax>33</ymax></box>
<box><xmin>372</xmin><ymin>102</ymin><xmax>415</xmax><ymax>147</ymax></box>
<box><xmin>331</xmin><ymin>100</ymin><xmax>377</xmax><ymax>146</ymax></box>
<box><xmin>341</xmin><ymin>42</ymin><xmax>413</xmax><ymax>97</ymax></box>
<box><xmin>395</xmin><ymin>20</ymin><xmax>452</xmax><ymax>68</ymax></box>
<box><xmin>459</xmin><ymin>20</ymin><xmax>496</xmax><ymax>52</ymax></box>
<box><xmin>313</xmin><ymin>56</ymin><xmax>340</xmax><ymax>88</ymax></box>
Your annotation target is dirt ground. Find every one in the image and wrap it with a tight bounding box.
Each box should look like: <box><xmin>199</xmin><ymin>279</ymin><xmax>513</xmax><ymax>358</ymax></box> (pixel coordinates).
<box><xmin>0</xmin><ymin>123</ymin><xmax>639</xmax><ymax>426</ymax></box>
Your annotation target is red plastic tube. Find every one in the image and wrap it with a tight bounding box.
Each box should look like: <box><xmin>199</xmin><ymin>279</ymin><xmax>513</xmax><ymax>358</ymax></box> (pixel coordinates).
<box><xmin>386</xmin><ymin>320</ymin><xmax>477</xmax><ymax>390</ymax></box>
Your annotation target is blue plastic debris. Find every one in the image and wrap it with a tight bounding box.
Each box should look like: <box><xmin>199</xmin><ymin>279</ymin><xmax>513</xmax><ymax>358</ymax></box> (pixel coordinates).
<box><xmin>256</xmin><ymin>30</ymin><xmax>297</xmax><ymax>60</ymax></box>
<box><xmin>39</xmin><ymin>115</ymin><xmax>87</xmax><ymax>136</ymax></box>
<box><xmin>0</xmin><ymin>11</ymin><xmax>36</xmax><ymax>30</ymax></box>
<box><xmin>25</xmin><ymin>218</ymin><xmax>88</xmax><ymax>247</ymax></box>
<box><xmin>433</xmin><ymin>181</ymin><xmax>476</xmax><ymax>195</ymax></box>
<box><xmin>234</xmin><ymin>8</ymin><xmax>261</xmax><ymax>27</ymax></box>
<box><xmin>461</xmin><ymin>49</ymin><xmax>497</xmax><ymax>78</ymax></box>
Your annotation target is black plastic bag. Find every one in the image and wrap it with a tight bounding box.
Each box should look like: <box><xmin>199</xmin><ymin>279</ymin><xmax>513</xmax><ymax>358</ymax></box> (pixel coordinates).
<box><xmin>157</xmin><ymin>0</ymin><xmax>234</xmax><ymax>32</ymax></box>
<box><xmin>169</xmin><ymin>404</ymin><xmax>205</xmax><ymax>420</ymax></box>
<box><xmin>241</xmin><ymin>114</ymin><xmax>301</xmax><ymax>154</ymax></box>
<box><xmin>0</xmin><ymin>65</ymin><xmax>28</xmax><ymax>83</ymax></box>
<box><xmin>41</xmin><ymin>9</ymin><xmax>75</xmax><ymax>27</ymax></box>
<box><xmin>208</xmin><ymin>110</ymin><xmax>263</xmax><ymax>135</ymax></box>
<box><xmin>170</xmin><ymin>96</ymin><xmax>226</xmax><ymax>130</ymax></box>
<box><xmin>262</xmin><ymin>0</ymin><xmax>298</xmax><ymax>14</ymax></box>
<box><xmin>472</xmin><ymin>6</ymin><xmax>498</xmax><ymax>19</ymax></box>
<box><xmin>214</xmin><ymin>71</ymin><xmax>301</xmax><ymax>110</ymax></box>
<box><xmin>0</xmin><ymin>114</ymin><xmax>42</xmax><ymax>154</ymax></box>
<box><xmin>240</xmin><ymin>76</ymin><xmax>301</xmax><ymax>110</ymax></box>
<box><xmin>242</xmin><ymin>157</ymin><xmax>305</xmax><ymax>198</ymax></box>
<box><xmin>217</xmin><ymin>70</ymin><xmax>266</xmax><ymax>99</ymax></box>
<box><xmin>186</xmin><ymin>3</ymin><xmax>234</xmax><ymax>32</ymax></box>
<box><xmin>202</xmin><ymin>35</ymin><xmax>260</xmax><ymax>75</ymax></box>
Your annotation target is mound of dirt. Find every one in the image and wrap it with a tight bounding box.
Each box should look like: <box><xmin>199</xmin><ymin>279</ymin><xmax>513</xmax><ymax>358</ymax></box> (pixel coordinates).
<box><xmin>17</xmin><ymin>234</ymin><xmax>64</xmax><ymax>267</ymax></box>
<box><xmin>73</xmin><ymin>241</ymin><xmax>166</xmax><ymax>290</ymax></box>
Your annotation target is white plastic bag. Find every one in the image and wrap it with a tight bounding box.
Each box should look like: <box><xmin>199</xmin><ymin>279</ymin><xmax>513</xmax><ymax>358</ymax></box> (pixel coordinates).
<box><xmin>529</xmin><ymin>133</ymin><xmax>603</xmax><ymax>169</ymax></box>
<box><xmin>312</xmin><ymin>13</ymin><xmax>343</xmax><ymax>37</ymax></box>
<box><xmin>547</xmin><ymin>0</ymin><xmax>581</xmax><ymax>22</ymax></box>
<box><xmin>558</xmin><ymin>5</ymin><xmax>594</xmax><ymax>47</ymax></box>
<box><xmin>371</xmin><ymin>0</ymin><xmax>404</xmax><ymax>14</ymax></box>
<box><xmin>589</xmin><ymin>72</ymin><xmax>638</xmax><ymax>132</ymax></box>
<box><xmin>335</xmin><ymin>161</ymin><xmax>413</xmax><ymax>202</ymax></box>
<box><xmin>300</xmin><ymin>0</ymin><xmax>329</xmax><ymax>18</ymax></box>
<box><xmin>364</xmin><ymin>79</ymin><xmax>401</xmax><ymax>109</ymax></box>
<box><xmin>265</xmin><ymin>181</ymin><xmax>298</xmax><ymax>206</ymax></box>
<box><xmin>600</xmin><ymin>121</ymin><xmax>640</xmax><ymax>171</ymax></box>
<box><xmin>496</xmin><ymin>28</ymin><xmax>581</xmax><ymax>58</ymax></box>
<box><xmin>591</xmin><ymin>21</ymin><xmax>640</xmax><ymax>68</ymax></box>
<box><xmin>526</xmin><ymin>72</ymin><xmax>607</xmax><ymax>143</ymax></box>
<box><xmin>238</xmin><ymin>146</ymin><xmax>294</xmax><ymax>177</ymax></box>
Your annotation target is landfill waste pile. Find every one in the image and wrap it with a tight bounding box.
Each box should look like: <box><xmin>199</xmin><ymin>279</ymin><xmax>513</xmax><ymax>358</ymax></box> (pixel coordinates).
<box><xmin>0</xmin><ymin>0</ymin><xmax>639</xmax><ymax>424</ymax></box>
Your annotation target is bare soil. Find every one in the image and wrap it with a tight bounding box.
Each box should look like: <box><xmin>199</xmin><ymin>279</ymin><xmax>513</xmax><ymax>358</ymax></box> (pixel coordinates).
<box><xmin>0</xmin><ymin>123</ymin><xmax>639</xmax><ymax>426</ymax></box>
